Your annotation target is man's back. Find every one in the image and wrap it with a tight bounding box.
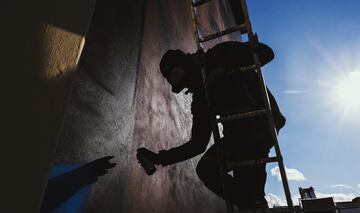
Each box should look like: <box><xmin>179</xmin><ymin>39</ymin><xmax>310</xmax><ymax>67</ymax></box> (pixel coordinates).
<box><xmin>199</xmin><ymin>41</ymin><xmax>285</xmax><ymax>152</ymax></box>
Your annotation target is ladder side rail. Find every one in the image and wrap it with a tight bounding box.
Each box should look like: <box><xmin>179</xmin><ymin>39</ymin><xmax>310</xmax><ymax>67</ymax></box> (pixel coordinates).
<box><xmin>189</xmin><ymin>0</ymin><xmax>204</xmax><ymax>50</ymax></box>
<box><xmin>240</xmin><ymin>0</ymin><xmax>294</xmax><ymax>211</ymax></box>
<box><xmin>192</xmin><ymin>0</ymin><xmax>212</xmax><ymax>7</ymax></box>
<box><xmin>254</xmin><ymin>49</ymin><xmax>294</xmax><ymax>212</ymax></box>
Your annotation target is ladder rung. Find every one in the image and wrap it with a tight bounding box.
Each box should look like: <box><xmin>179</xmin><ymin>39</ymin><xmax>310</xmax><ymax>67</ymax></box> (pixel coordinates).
<box><xmin>216</xmin><ymin>109</ymin><xmax>267</xmax><ymax>123</ymax></box>
<box><xmin>192</xmin><ymin>0</ymin><xmax>211</xmax><ymax>7</ymax></box>
<box><xmin>226</xmin><ymin>64</ymin><xmax>257</xmax><ymax>74</ymax></box>
<box><xmin>239</xmin><ymin>64</ymin><xmax>257</xmax><ymax>72</ymax></box>
<box><xmin>200</xmin><ymin>24</ymin><xmax>247</xmax><ymax>43</ymax></box>
<box><xmin>226</xmin><ymin>157</ymin><xmax>278</xmax><ymax>169</ymax></box>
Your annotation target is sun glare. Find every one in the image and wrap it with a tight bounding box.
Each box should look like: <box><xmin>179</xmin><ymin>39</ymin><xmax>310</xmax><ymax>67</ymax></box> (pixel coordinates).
<box><xmin>332</xmin><ymin>71</ymin><xmax>360</xmax><ymax>110</ymax></box>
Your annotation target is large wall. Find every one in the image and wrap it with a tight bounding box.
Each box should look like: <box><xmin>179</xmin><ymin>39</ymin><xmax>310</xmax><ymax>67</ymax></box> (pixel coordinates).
<box><xmin>53</xmin><ymin>0</ymin><xmax>240</xmax><ymax>212</ymax></box>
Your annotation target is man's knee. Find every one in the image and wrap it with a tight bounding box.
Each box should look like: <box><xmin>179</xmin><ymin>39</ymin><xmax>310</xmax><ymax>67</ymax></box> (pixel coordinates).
<box><xmin>196</xmin><ymin>145</ymin><xmax>219</xmax><ymax>180</ymax></box>
<box><xmin>196</xmin><ymin>158</ymin><xmax>220</xmax><ymax>182</ymax></box>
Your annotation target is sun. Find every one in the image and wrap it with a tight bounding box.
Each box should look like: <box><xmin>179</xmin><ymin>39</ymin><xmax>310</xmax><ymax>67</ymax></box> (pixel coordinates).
<box><xmin>332</xmin><ymin>71</ymin><xmax>360</xmax><ymax>110</ymax></box>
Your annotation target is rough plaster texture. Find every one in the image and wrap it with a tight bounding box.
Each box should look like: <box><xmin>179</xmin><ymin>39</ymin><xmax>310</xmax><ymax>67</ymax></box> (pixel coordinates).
<box><xmin>53</xmin><ymin>0</ymin><xmax>240</xmax><ymax>212</ymax></box>
<box><xmin>0</xmin><ymin>0</ymin><xmax>95</xmax><ymax>212</ymax></box>
<box><xmin>54</xmin><ymin>1</ymin><xmax>146</xmax><ymax>212</ymax></box>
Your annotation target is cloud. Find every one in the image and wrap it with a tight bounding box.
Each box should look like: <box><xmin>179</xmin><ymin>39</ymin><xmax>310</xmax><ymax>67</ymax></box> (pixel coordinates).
<box><xmin>315</xmin><ymin>192</ymin><xmax>356</xmax><ymax>202</ymax></box>
<box><xmin>265</xmin><ymin>193</ymin><xmax>286</xmax><ymax>207</ymax></box>
<box><xmin>358</xmin><ymin>184</ymin><xmax>360</xmax><ymax>188</ymax></box>
<box><xmin>270</xmin><ymin>166</ymin><xmax>306</xmax><ymax>181</ymax></box>
<box><xmin>265</xmin><ymin>193</ymin><xmax>300</xmax><ymax>207</ymax></box>
<box><xmin>266</xmin><ymin>191</ymin><xmax>356</xmax><ymax>208</ymax></box>
<box><xmin>283</xmin><ymin>90</ymin><xmax>309</xmax><ymax>94</ymax></box>
<box><xmin>331</xmin><ymin>184</ymin><xmax>353</xmax><ymax>189</ymax></box>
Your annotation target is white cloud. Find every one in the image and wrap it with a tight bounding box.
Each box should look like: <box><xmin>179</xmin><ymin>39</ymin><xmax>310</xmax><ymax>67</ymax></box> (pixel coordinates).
<box><xmin>283</xmin><ymin>90</ymin><xmax>309</xmax><ymax>94</ymax></box>
<box><xmin>331</xmin><ymin>184</ymin><xmax>353</xmax><ymax>189</ymax></box>
<box><xmin>315</xmin><ymin>192</ymin><xmax>356</xmax><ymax>202</ymax></box>
<box><xmin>265</xmin><ymin>193</ymin><xmax>300</xmax><ymax>207</ymax></box>
<box><xmin>266</xmin><ymin>191</ymin><xmax>356</xmax><ymax>208</ymax></box>
<box><xmin>270</xmin><ymin>166</ymin><xmax>306</xmax><ymax>182</ymax></box>
<box><xmin>265</xmin><ymin>193</ymin><xmax>286</xmax><ymax>207</ymax></box>
<box><xmin>358</xmin><ymin>184</ymin><xmax>360</xmax><ymax>188</ymax></box>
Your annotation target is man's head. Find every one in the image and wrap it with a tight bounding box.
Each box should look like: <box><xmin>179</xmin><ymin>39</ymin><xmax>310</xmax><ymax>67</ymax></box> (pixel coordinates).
<box><xmin>160</xmin><ymin>49</ymin><xmax>193</xmax><ymax>93</ymax></box>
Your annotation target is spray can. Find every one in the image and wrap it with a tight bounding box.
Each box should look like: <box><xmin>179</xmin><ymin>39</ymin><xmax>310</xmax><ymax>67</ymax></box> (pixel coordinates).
<box><xmin>138</xmin><ymin>153</ymin><xmax>157</xmax><ymax>175</ymax></box>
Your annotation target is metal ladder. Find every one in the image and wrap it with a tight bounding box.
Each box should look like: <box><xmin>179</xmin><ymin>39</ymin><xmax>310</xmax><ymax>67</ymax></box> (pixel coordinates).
<box><xmin>189</xmin><ymin>0</ymin><xmax>294</xmax><ymax>212</ymax></box>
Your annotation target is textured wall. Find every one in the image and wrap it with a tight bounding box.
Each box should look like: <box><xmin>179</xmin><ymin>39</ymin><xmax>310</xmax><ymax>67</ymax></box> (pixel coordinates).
<box><xmin>53</xmin><ymin>0</ymin><xmax>240</xmax><ymax>212</ymax></box>
<box><xmin>0</xmin><ymin>0</ymin><xmax>95</xmax><ymax>212</ymax></box>
<box><xmin>126</xmin><ymin>1</ymin><xmax>234</xmax><ymax>212</ymax></box>
<box><xmin>54</xmin><ymin>1</ymin><xmax>146</xmax><ymax>212</ymax></box>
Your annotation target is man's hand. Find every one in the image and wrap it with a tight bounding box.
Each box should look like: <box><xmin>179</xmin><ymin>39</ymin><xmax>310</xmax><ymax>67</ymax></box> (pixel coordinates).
<box><xmin>136</xmin><ymin>148</ymin><xmax>160</xmax><ymax>164</ymax></box>
<box><xmin>136</xmin><ymin>148</ymin><xmax>159</xmax><ymax>175</ymax></box>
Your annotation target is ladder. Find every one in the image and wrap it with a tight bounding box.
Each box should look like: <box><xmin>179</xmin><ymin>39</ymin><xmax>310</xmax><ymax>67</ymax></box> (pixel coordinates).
<box><xmin>189</xmin><ymin>0</ymin><xmax>294</xmax><ymax>212</ymax></box>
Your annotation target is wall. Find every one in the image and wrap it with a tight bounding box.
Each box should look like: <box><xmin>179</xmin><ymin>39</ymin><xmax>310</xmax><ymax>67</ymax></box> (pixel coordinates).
<box><xmin>53</xmin><ymin>0</ymin><xmax>240</xmax><ymax>212</ymax></box>
<box><xmin>0</xmin><ymin>0</ymin><xmax>95</xmax><ymax>212</ymax></box>
<box><xmin>126</xmin><ymin>1</ymin><xmax>238</xmax><ymax>212</ymax></box>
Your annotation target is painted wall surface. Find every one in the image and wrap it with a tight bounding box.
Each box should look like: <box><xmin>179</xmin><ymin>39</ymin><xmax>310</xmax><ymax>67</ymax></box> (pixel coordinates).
<box><xmin>0</xmin><ymin>0</ymin><xmax>95</xmax><ymax>212</ymax></box>
<box><xmin>53</xmin><ymin>0</ymin><xmax>240</xmax><ymax>212</ymax></box>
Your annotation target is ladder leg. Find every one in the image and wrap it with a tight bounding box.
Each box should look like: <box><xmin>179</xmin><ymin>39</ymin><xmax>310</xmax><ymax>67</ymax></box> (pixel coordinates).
<box><xmin>253</xmin><ymin>47</ymin><xmax>294</xmax><ymax>212</ymax></box>
<box><xmin>189</xmin><ymin>0</ymin><xmax>204</xmax><ymax>50</ymax></box>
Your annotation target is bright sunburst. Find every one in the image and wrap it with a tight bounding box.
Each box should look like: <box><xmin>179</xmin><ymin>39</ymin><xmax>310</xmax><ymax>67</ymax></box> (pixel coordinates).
<box><xmin>330</xmin><ymin>71</ymin><xmax>360</xmax><ymax>111</ymax></box>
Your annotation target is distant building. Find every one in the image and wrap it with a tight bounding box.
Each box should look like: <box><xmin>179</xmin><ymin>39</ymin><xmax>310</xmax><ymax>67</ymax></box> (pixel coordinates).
<box><xmin>298</xmin><ymin>187</ymin><xmax>360</xmax><ymax>213</ymax></box>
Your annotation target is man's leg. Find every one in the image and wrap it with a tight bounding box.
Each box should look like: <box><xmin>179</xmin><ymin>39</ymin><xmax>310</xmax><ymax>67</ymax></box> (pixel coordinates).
<box><xmin>196</xmin><ymin>144</ymin><xmax>225</xmax><ymax>198</ymax></box>
<box><xmin>233</xmin><ymin>163</ymin><xmax>268</xmax><ymax>209</ymax></box>
<box><xmin>196</xmin><ymin>144</ymin><xmax>243</xmax><ymax>207</ymax></box>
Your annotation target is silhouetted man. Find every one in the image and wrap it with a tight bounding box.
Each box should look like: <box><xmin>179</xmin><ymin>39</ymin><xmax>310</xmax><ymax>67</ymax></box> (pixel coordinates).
<box><xmin>137</xmin><ymin>41</ymin><xmax>285</xmax><ymax>210</ymax></box>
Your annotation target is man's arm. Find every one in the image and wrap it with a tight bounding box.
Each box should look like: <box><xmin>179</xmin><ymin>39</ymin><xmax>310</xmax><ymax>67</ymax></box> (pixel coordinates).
<box><xmin>137</xmin><ymin>91</ymin><xmax>212</xmax><ymax>168</ymax></box>
<box><xmin>157</xmin><ymin>91</ymin><xmax>212</xmax><ymax>166</ymax></box>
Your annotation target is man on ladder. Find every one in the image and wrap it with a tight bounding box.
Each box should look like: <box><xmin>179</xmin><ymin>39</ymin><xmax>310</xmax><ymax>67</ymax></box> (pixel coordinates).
<box><xmin>137</xmin><ymin>40</ymin><xmax>286</xmax><ymax>211</ymax></box>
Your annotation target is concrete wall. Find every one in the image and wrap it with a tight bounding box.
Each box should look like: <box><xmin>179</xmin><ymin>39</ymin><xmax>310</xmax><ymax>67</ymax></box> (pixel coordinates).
<box><xmin>0</xmin><ymin>0</ymin><xmax>95</xmax><ymax>212</ymax></box>
<box><xmin>52</xmin><ymin>0</ymin><xmax>240</xmax><ymax>212</ymax></box>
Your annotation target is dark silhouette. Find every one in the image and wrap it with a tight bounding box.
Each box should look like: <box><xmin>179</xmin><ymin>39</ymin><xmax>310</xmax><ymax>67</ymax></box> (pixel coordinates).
<box><xmin>41</xmin><ymin>156</ymin><xmax>116</xmax><ymax>213</ymax></box>
<box><xmin>137</xmin><ymin>41</ymin><xmax>286</xmax><ymax>210</ymax></box>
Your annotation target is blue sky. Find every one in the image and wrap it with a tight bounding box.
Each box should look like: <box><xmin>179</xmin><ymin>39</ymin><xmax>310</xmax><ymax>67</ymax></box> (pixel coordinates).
<box><xmin>246</xmin><ymin>0</ymin><xmax>360</xmax><ymax>205</ymax></box>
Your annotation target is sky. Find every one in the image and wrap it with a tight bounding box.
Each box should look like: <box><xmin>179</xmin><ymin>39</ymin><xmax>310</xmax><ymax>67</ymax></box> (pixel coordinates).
<box><xmin>245</xmin><ymin>0</ymin><xmax>360</xmax><ymax>206</ymax></box>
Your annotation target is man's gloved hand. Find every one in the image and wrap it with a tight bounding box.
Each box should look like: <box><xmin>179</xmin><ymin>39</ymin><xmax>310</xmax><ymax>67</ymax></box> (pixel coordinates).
<box><xmin>136</xmin><ymin>148</ymin><xmax>160</xmax><ymax>164</ymax></box>
<box><xmin>136</xmin><ymin>148</ymin><xmax>160</xmax><ymax>175</ymax></box>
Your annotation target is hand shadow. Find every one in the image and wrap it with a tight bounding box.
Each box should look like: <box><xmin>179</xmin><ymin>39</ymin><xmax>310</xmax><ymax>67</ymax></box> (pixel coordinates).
<box><xmin>41</xmin><ymin>156</ymin><xmax>116</xmax><ymax>213</ymax></box>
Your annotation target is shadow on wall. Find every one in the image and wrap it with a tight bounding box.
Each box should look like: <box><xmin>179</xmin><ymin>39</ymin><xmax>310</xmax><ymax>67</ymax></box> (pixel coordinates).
<box><xmin>41</xmin><ymin>156</ymin><xmax>116</xmax><ymax>213</ymax></box>
<box><xmin>0</xmin><ymin>0</ymin><xmax>97</xmax><ymax>212</ymax></box>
